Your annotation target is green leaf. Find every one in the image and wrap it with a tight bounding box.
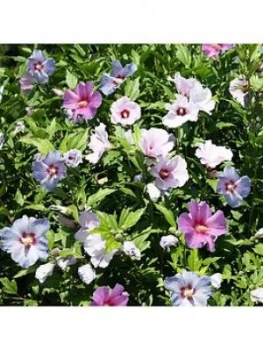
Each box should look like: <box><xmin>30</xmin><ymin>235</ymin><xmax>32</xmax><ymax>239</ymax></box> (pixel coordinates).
<box><xmin>46</xmin><ymin>231</ymin><xmax>55</xmax><ymax>251</ymax></box>
<box><xmin>155</xmin><ymin>204</ymin><xmax>176</xmax><ymax>227</ymax></box>
<box><xmin>20</xmin><ymin>136</ymin><xmax>54</xmax><ymax>154</ymax></box>
<box><xmin>66</xmin><ymin>70</ymin><xmax>78</xmax><ymax>89</ymax></box>
<box><xmin>187</xmin><ymin>249</ymin><xmax>201</xmax><ymax>272</ymax></box>
<box><xmin>253</xmin><ymin>244</ymin><xmax>263</xmax><ymax>256</ymax></box>
<box><xmin>119</xmin><ymin>208</ymin><xmax>145</xmax><ymax>230</ymax></box>
<box><xmin>105</xmin><ymin>237</ymin><xmax>122</xmax><ymax>253</ymax></box>
<box><xmin>124</xmin><ymin>77</ymin><xmax>140</xmax><ymax>100</ymax></box>
<box><xmin>176</xmin><ymin>44</ymin><xmax>192</xmax><ymax>68</ymax></box>
<box><xmin>0</xmin><ymin>278</ymin><xmax>18</xmax><ymax>294</ymax></box>
<box><xmin>87</xmin><ymin>188</ymin><xmax>116</xmax><ymax>207</ymax></box>
<box><xmin>15</xmin><ymin>189</ymin><xmax>24</xmax><ymax>206</ymax></box>
<box><xmin>206</xmin><ymin>179</ymin><xmax>217</xmax><ymax>192</ymax></box>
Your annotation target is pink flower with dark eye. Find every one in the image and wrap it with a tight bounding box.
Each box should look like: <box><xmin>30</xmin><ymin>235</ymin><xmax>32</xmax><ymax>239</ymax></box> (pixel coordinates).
<box><xmin>162</xmin><ymin>94</ymin><xmax>199</xmax><ymax>128</ymax></box>
<box><xmin>178</xmin><ymin>200</ymin><xmax>227</xmax><ymax>252</ymax></box>
<box><xmin>110</xmin><ymin>96</ymin><xmax>141</xmax><ymax>126</ymax></box>
<box><xmin>63</xmin><ymin>82</ymin><xmax>102</xmax><ymax>123</ymax></box>
<box><xmin>169</xmin><ymin>73</ymin><xmax>197</xmax><ymax>97</ymax></box>
<box><xmin>202</xmin><ymin>44</ymin><xmax>233</xmax><ymax>58</ymax></box>
<box><xmin>91</xmin><ymin>284</ymin><xmax>129</xmax><ymax>306</ymax></box>
<box><xmin>139</xmin><ymin>128</ymin><xmax>175</xmax><ymax>158</ymax></box>
<box><xmin>151</xmin><ymin>156</ymin><xmax>189</xmax><ymax>190</ymax></box>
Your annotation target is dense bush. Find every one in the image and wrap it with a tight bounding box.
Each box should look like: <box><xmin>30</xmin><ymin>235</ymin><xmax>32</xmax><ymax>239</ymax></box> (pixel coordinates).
<box><xmin>0</xmin><ymin>44</ymin><xmax>262</xmax><ymax>306</ymax></box>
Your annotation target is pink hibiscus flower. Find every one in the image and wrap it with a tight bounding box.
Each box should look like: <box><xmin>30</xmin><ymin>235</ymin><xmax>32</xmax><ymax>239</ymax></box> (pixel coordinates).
<box><xmin>202</xmin><ymin>44</ymin><xmax>233</xmax><ymax>58</ymax></box>
<box><xmin>63</xmin><ymin>82</ymin><xmax>102</xmax><ymax>123</ymax></box>
<box><xmin>91</xmin><ymin>284</ymin><xmax>129</xmax><ymax>306</ymax></box>
<box><xmin>178</xmin><ymin>200</ymin><xmax>227</xmax><ymax>252</ymax></box>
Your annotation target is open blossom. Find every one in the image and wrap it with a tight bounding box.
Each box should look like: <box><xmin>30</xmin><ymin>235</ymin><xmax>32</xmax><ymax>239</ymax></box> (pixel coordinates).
<box><xmin>139</xmin><ymin>128</ymin><xmax>175</xmax><ymax>158</ymax></box>
<box><xmin>20</xmin><ymin>72</ymin><xmax>36</xmax><ymax>94</ymax></box>
<box><xmin>160</xmin><ymin>235</ymin><xmax>178</xmax><ymax>251</ymax></box>
<box><xmin>28</xmin><ymin>49</ymin><xmax>55</xmax><ymax>84</ymax></box>
<box><xmin>78</xmin><ymin>264</ymin><xmax>96</xmax><ymax>285</ymax></box>
<box><xmin>100</xmin><ymin>60</ymin><xmax>137</xmax><ymax>95</ymax></box>
<box><xmin>169</xmin><ymin>73</ymin><xmax>215</xmax><ymax>114</ymax></box>
<box><xmin>210</xmin><ymin>273</ymin><xmax>222</xmax><ymax>289</ymax></box>
<box><xmin>110</xmin><ymin>96</ymin><xmax>141</xmax><ymax>126</ymax></box>
<box><xmin>178</xmin><ymin>200</ymin><xmax>227</xmax><ymax>252</ymax></box>
<box><xmin>162</xmin><ymin>94</ymin><xmax>199</xmax><ymax>128</ymax></box>
<box><xmin>169</xmin><ymin>73</ymin><xmax>197</xmax><ymax>97</ymax></box>
<box><xmin>86</xmin><ymin>123</ymin><xmax>111</xmax><ymax>164</ymax></box>
<box><xmin>121</xmin><ymin>241</ymin><xmax>141</xmax><ymax>260</ymax></box>
<box><xmin>217</xmin><ymin>166</ymin><xmax>251</xmax><ymax>208</ymax></box>
<box><xmin>0</xmin><ymin>215</ymin><xmax>50</xmax><ymax>269</ymax></box>
<box><xmin>64</xmin><ymin>149</ymin><xmax>83</xmax><ymax>168</ymax></box>
<box><xmin>35</xmin><ymin>262</ymin><xmax>55</xmax><ymax>283</ymax></box>
<box><xmin>202</xmin><ymin>44</ymin><xmax>233</xmax><ymax>58</ymax></box>
<box><xmin>195</xmin><ymin>140</ymin><xmax>233</xmax><ymax>168</ymax></box>
<box><xmin>250</xmin><ymin>288</ymin><xmax>263</xmax><ymax>304</ymax></box>
<box><xmin>189</xmin><ymin>81</ymin><xmax>215</xmax><ymax>114</ymax></box>
<box><xmin>91</xmin><ymin>284</ymin><xmax>129</xmax><ymax>306</ymax></box>
<box><xmin>164</xmin><ymin>270</ymin><xmax>212</xmax><ymax>306</ymax></box>
<box><xmin>84</xmin><ymin>234</ymin><xmax>116</xmax><ymax>268</ymax></box>
<box><xmin>32</xmin><ymin>150</ymin><xmax>67</xmax><ymax>191</ymax></box>
<box><xmin>151</xmin><ymin>156</ymin><xmax>189</xmax><ymax>190</ymax></box>
<box><xmin>229</xmin><ymin>76</ymin><xmax>249</xmax><ymax>107</ymax></box>
<box><xmin>63</xmin><ymin>82</ymin><xmax>102</xmax><ymax>123</ymax></box>
<box><xmin>75</xmin><ymin>210</ymin><xmax>100</xmax><ymax>243</ymax></box>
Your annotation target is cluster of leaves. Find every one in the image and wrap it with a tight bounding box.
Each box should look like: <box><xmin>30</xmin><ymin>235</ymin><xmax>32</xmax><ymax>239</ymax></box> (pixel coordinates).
<box><xmin>0</xmin><ymin>44</ymin><xmax>262</xmax><ymax>306</ymax></box>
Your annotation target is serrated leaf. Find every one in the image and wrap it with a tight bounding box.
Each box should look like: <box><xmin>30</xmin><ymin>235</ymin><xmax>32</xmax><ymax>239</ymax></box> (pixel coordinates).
<box><xmin>87</xmin><ymin>188</ymin><xmax>116</xmax><ymax>207</ymax></box>
<box><xmin>20</xmin><ymin>136</ymin><xmax>54</xmax><ymax>154</ymax></box>
<box><xmin>119</xmin><ymin>208</ymin><xmax>145</xmax><ymax>230</ymax></box>
<box><xmin>187</xmin><ymin>249</ymin><xmax>201</xmax><ymax>272</ymax></box>
<box><xmin>0</xmin><ymin>278</ymin><xmax>17</xmax><ymax>294</ymax></box>
<box><xmin>253</xmin><ymin>244</ymin><xmax>263</xmax><ymax>256</ymax></box>
<box><xmin>66</xmin><ymin>70</ymin><xmax>78</xmax><ymax>89</ymax></box>
<box><xmin>124</xmin><ymin>77</ymin><xmax>140</xmax><ymax>100</ymax></box>
<box><xmin>155</xmin><ymin>204</ymin><xmax>176</xmax><ymax>227</ymax></box>
<box><xmin>176</xmin><ymin>44</ymin><xmax>192</xmax><ymax>68</ymax></box>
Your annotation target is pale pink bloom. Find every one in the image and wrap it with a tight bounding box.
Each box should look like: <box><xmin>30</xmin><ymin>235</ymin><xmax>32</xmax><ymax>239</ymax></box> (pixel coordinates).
<box><xmin>151</xmin><ymin>156</ymin><xmax>189</xmax><ymax>190</ymax></box>
<box><xmin>229</xmin><ymin>77</ymin><xmax>249</xmax><ymax>107</ymax></box>
<box><xmin>189</xmin><ymin>81</ymin><xmax>215</xmax><ymax>115</ymax></box>
<box><xmin>169</xmin><ymin>73</ymin><xmax>197</xmax><ymax>97</ymax></box>
<box><xmin>110</xmin><ymin>96</ymin><xmax>141</xmax><ymax>126</ymax></box>
<box><xmin>86</xmin><ymin>123</ymin><xmax>111</xmax><ymax>164</ymax></box>
<box><xmin>162</xmin><ymin>94</ymin><xmax>199</xmax><ymax>128</ymax></box>
<box><xmin>139</xmin><ymin>128</ymin><xmax>175</xmax><ymax>158</ymax></box>
<box><xmin>195</xmin><ymin>140</ymin><xmax>233</xmax><ymax>168</ymax></box>
<box><xmin>75</xmin><ymin>210</ymin><xmax>100</xmax><ymax>243</ymax></box>
<box><xmin>84</xmin><ymin>234</ymin><xmax>116</xmax><ymax>268</ymax></box>
<box><xmin>178</xmin><ymin>200</ymin><xmax>227</xmax><ymax>252</ymax></box>
<box><xmin>202</xmin><ymin>44</ymin><xmax>233</xmax><ymax>58</ymax></box>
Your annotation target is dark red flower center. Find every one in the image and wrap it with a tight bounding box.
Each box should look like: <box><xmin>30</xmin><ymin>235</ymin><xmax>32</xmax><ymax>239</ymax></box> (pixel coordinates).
<box><xmin>181</xmin><ymin>285</ymin><xmax>195</xmax><ymax>299</ymax></box>
<box><xmin>47</xmin><ymin>165</ymin><xmax>58</xmax><ymax>176</ymax></box>
<box><xmin>120</xmin><ymin>109</ymin><xmax>130</xmax><ymax>119</ymax></box>
<box><xmin>225</xmin><ymin>181</ymin><xmax>237</xmax><ymax>193</ymax></box>
<box><xmin>159</xmin><ymin>168</ymin><xmax>170</xmax><ymax>180</ymax></box>
<box><xmin>112</xmin><ymin>77</ymin><xmax>124</xmax><ymax>86</ymax></box>
<box><xmin>195</xmin><ymin>224</ymin><xmax>208</xmax><ymax>234</ymax></box>
<box><xmin>177</xmin><ymin>107</ymin><xmax>186</xmax><ymax>116</ymax></box>
<box><xmin>34</xmin><ymin>62</ymin><xmax>43</xmax><ymax>71</ymax></box>
<box><xmin>20</xmin><ymin>232</ymin><xmax>36</xmax><ymax>247</ymax></box>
